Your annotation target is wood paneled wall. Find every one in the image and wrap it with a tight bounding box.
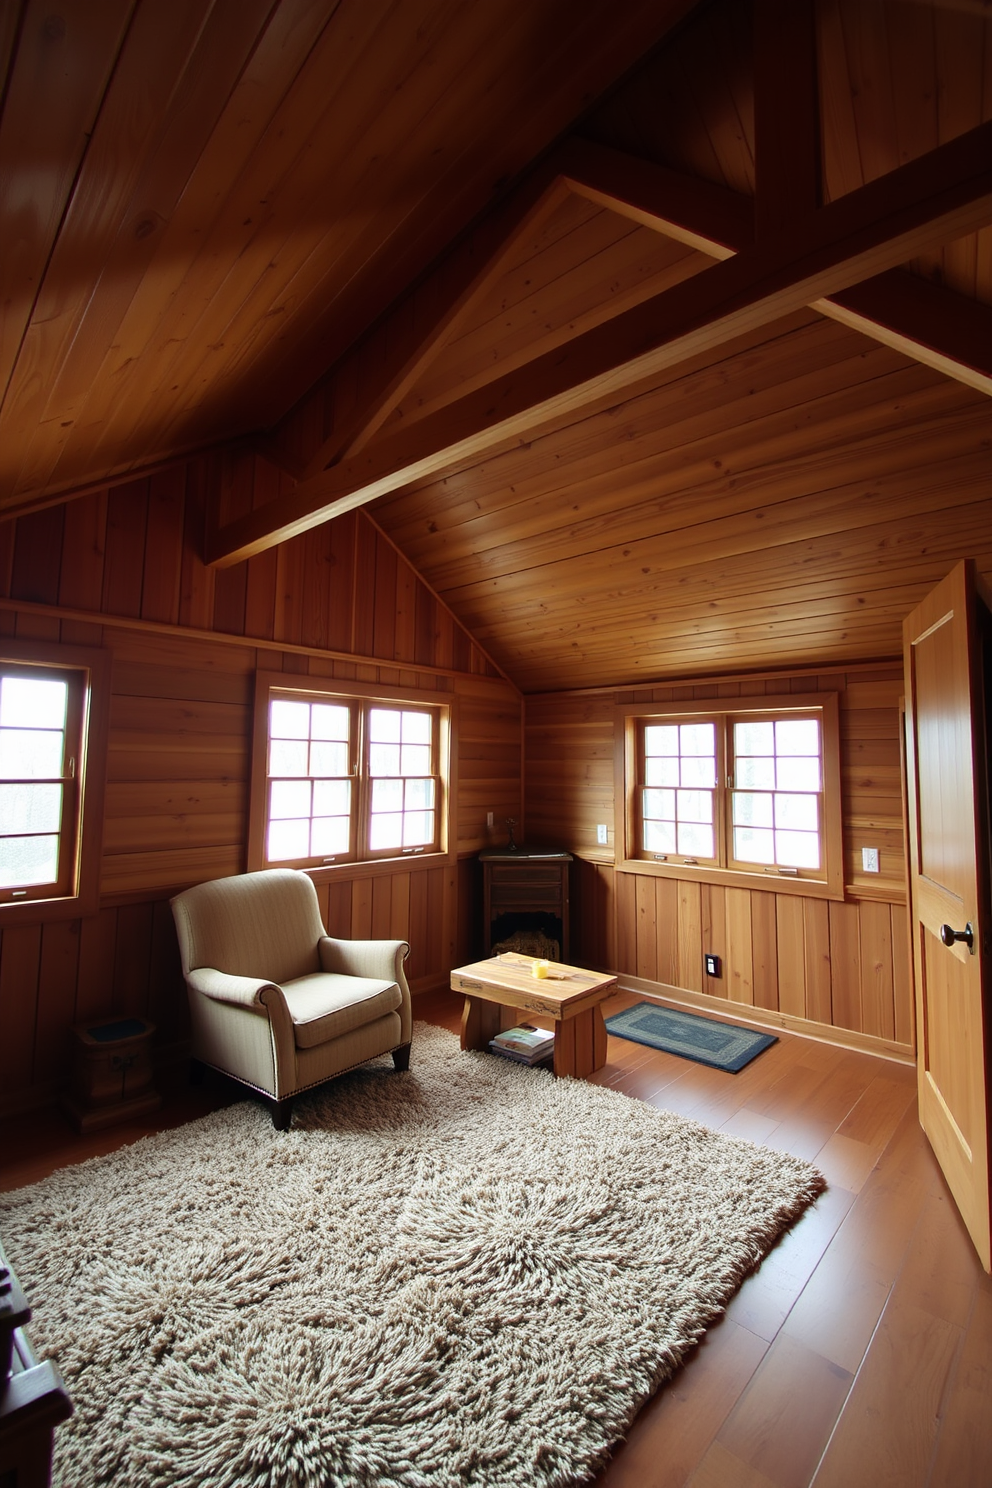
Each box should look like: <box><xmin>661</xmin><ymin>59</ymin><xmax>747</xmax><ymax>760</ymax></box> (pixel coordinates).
<box><xmin>0</xmin><ymin>450</ymin><xmax>521</xmax><ymax>1115</ymax></box>
<box><xmin>526</xmin><ymin>664</ymin><xmax>913</xmax><ymax>1057</ymax></box>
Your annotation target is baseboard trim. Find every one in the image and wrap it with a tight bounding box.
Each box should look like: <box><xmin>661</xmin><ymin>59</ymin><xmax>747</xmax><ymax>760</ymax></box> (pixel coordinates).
<box><xmin>615</xmin><ymin>974</ymin><xmax>916</xmax><ymax>1066</ymax></box>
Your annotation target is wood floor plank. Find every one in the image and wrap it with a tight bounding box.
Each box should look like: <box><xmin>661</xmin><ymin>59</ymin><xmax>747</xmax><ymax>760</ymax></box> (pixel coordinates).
<box><xmin>926</xmin><ymin>1285</ymin><xmax>992</xmax><ymax>1488</ymax></box>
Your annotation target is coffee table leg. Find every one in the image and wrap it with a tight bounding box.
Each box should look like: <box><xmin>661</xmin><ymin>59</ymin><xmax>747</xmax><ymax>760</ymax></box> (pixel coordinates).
<box><xmin>553</xmin><ymin>1005</ymin><xmax>608</xmax><ymax>1079</ymax></box>
<box><xmin>461</xmin><ymin>996</ymin><xmax>502</xmax><ymax>1052</ymax></box>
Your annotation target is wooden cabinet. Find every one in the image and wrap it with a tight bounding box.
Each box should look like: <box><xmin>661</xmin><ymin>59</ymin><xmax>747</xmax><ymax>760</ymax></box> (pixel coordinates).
<box><xmin>481</xmin><ymin>849</ymin><xmax>571</xmax><ymax>960</ymax></box>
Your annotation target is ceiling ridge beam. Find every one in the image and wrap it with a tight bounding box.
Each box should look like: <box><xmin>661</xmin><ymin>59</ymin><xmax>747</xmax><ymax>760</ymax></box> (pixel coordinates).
<box><xmin>208</xmin><ymin>119</ymin><xmax>992</xmax><ymax>567</ymax></box>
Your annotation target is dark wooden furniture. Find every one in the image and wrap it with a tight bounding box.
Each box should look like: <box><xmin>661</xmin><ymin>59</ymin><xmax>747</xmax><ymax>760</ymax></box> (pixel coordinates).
<box><xmin>480</xmin><ymin>848</ymin><xmax>572</xmax><ymax>961</ymax></box>
<box><xmin>62</xmin><ymin>1017</ymin><xmax>161</xmax><ymax>1134</ymax></box>
<box><xmin>0</xmin><ymin>1240</ymin><xmax>72</xmax><ymax>1488</ymax></box>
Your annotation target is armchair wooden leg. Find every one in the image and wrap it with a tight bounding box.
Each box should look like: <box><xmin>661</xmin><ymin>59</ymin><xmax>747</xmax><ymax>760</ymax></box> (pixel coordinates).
<box><xmin>270</xmin><ymin>1096</ymin><xmax>294</xmax><ymax>1131</ymax></box>
<box><xmin>392</xmin><ymin>1042</ymin><xmax>412</xmax><ymax>1072</ymax></box>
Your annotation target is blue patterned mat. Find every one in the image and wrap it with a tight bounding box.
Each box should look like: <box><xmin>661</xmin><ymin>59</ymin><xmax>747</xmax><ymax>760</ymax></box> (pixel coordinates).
<box><xmin>605</xmin><ymin>1002</ymin><xmax>777</xmax><ymax>1072</ymax></box>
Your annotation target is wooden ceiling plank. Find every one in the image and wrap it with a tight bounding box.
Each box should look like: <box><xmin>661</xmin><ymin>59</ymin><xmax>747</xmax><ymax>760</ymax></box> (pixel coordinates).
<box><xmin>0</xmin><ymin>0</ymin><xmax>137</xmax><ymax>404</ymax></box>
<box><xmin>207</xmin><ymin>119</ymin><xmax>992</xmax><ymax>566</ymax></box>
<box><xmin>0</xmin><ymin>0</ymin><xmax>276</xmax><ymax>499</ymax></box>
<box><xmin>753</xmin><ymin>0</ymin><xmax>819</xmax><ymax>238</ymax></box>
<box><xmin>300</xmin><ymin>175</ymin><xmax>574</xmax><ymax>479</ymax></box>
<box><xmin>815</xmin><ymin>269</ymin><xmax>992</xmax><ymax>396</ymax></box>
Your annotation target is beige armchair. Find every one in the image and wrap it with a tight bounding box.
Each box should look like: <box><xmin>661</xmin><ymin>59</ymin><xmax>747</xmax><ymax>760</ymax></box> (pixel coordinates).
<box><xmin>170</xmin><ymin>869</ymin><xmax>412</xmax><ymax>1129</ymax></box>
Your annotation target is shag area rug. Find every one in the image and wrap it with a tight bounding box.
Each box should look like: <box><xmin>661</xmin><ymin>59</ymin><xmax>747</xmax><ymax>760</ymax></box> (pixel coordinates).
<box><xmin>1</xmin><ymin>1024</ymin><xmax>824</xmax><ymax>1488</ymax></box>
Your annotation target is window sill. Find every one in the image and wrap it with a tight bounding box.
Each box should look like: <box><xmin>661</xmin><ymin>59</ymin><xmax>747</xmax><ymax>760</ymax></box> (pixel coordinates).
<box><xmin>0</xmin><ymin>885</ymin><xmax>99</xmax><ymax>926</ymax></box>
<box><xmin>297</xmin><ymin>847</ymin><xmax>456</xmax><ymax>884</ymax></box>
<box><xmin>615</xmin><ymin>856</ymin><xmax>844</xmax><ymax>900</ymax></box>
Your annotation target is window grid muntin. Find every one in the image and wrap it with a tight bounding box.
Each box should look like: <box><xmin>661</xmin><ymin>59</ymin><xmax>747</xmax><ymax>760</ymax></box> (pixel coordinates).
<box><xmin>639</xmin><ymin>718</ymin><xmax>719</xmax><ymax>863</ymax></box>
<box><xmin>365</xmin><ymin>707</ymin><xmax>439</xmax><ymax>856</ymax></box>
<box><xmin>266</xmin><ymin>696</ymin><xmax>357</xmax><ymax>865</ymax></box>
<box><xmin>729</xmin><ymin>714</ymin><xmax>823</xmax><ymax>871</ymax></box>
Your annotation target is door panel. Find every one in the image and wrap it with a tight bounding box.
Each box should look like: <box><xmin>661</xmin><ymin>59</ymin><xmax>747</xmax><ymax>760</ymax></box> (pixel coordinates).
<box><xmin>904</xmin><ymin>559</ymin><xmax>991</xmax><ymax>1271</ymax></box>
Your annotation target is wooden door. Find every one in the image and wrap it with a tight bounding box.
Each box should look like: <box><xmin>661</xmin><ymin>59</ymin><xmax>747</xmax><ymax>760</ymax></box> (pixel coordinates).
<box><xmin>903</xmin><ymin>560</ymin><xmax>992</xmax><ymax>1271</ymax></box>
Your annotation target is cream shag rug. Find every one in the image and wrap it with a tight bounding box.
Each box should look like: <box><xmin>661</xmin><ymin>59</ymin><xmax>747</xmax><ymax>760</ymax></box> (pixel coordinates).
<box><xmin>1</xmin><ymin>1024</ymin><xmax>824</xmax><ymax>1488</ymax></box>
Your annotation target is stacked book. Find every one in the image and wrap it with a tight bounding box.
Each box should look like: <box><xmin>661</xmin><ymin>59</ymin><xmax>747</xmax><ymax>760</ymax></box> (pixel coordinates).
<box><xmin>489</xmin><ymin>1025</ymin><xmax>555</xmax><ymax>1066</ymax></box>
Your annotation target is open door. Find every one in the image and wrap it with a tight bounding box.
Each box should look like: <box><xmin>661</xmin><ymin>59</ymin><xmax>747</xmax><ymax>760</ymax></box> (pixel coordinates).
<box><xmin>903</xmin><ymin>559</ymin><xmax>992</xmax><ymax>1271</ymax></box>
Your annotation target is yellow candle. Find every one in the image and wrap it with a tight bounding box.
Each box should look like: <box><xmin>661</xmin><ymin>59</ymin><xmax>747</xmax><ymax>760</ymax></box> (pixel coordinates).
<box><xmin>532</xmin><ymin>959</ymin><xmax>549</xmax><ymax>978</ymax></box>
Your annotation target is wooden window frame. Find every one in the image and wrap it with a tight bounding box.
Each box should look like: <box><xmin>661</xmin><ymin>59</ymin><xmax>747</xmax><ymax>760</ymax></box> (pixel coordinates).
<box><xmin>615</xmin><ymin>693</ymin><xmax>843</xmax><ymax>900</ymax></box>
<box><xmin>248</xmin><ymin>672</ymin><xmax>456</xmax><ymax>881</ymax></box>
<box><xmin>0</xmin><ymin>641</ymin><xmax>111</xmax><ymax>925</ymax></box>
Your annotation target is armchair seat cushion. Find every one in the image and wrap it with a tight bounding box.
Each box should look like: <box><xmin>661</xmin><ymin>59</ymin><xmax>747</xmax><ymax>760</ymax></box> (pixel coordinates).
<box><xmin>281</xmin><ymin>972</ymin><xmax>402</xmax><ymax>1049</ymax></box>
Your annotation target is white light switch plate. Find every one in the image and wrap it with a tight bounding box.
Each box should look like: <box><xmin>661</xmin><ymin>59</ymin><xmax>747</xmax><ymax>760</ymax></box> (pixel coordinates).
<box><xmin>596</xmin><ymin>824</ymin><xmax>608</xmax><ymax>845</ymax></box>
<box><xmin>862</xmin><ymin>847</ymin><xmax>879</xmax><ymax>873</ymax></box>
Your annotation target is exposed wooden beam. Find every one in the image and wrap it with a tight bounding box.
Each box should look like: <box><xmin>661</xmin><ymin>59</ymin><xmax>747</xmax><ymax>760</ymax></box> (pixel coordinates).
<box><xmin>301</xmin><ymin>170</ymin><xmax>574</xmax><ymax>479</ymax></box>
<box><xmin>558</xmin><ymin>136</ymin><xmax>752</xmax><ymax>258</ymax></box>
<box><xmin>207</xmin><ymin>121</ymin><xmax>992</xmax><ymax>567</ymax></box>
<box><xmin>815</xmin><ymin>271</ymin><xmax>992</xmax><ymax>398</ymax></box>
<box><xmin>753</xmin><ymin>0</ymin><xmax>820</xmax><ymax>238</ymax></box>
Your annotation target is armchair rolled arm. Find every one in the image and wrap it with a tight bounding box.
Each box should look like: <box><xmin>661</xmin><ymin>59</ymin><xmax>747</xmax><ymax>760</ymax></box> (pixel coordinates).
<box><xmin>318</xmin><ymin>937</ymin><xmax>411</xmax><ymax>993</ymax></box>
<box><xmin>186</xmin><ymin>967</ymin><xmax>278</xmax><ymax>1011</ymax></box>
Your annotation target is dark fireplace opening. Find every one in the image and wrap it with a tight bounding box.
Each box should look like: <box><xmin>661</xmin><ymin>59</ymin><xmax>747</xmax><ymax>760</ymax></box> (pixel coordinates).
<box><xmin>490</xmin><ymin>910</ymin><xmax>563</xmax><ymax>961</ymax></box>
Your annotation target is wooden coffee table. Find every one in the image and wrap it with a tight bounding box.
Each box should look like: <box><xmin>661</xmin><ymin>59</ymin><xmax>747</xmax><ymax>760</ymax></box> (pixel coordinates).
<box><xmin>451</xmin><ymin>952</ymin><xmax>617</xmax><ymax>1079</ymax></box>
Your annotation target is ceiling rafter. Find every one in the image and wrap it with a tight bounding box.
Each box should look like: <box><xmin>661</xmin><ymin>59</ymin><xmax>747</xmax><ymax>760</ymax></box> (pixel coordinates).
<box><xmin>208</xmin><ymin>120</ymin><xmax>992</xmax><ymax>567</ymax></box>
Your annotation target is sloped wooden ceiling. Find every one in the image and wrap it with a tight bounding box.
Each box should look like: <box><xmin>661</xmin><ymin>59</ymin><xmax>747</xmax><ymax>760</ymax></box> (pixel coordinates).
<box><xmin>3</xmin><ymin>0</ymin><xmax>991</xmax><ymax>694</ymax></box>
<box><xmin>0</xmin><ymin>0</ymin><xmax>693</xmax><ymax>506</ymax></box>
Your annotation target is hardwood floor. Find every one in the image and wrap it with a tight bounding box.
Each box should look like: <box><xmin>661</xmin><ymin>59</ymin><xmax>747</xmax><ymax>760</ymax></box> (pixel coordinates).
<box><xmin>1</xmin><ymin>989</ymin><xmax>989</xmax><ymax>1487</ymax></box>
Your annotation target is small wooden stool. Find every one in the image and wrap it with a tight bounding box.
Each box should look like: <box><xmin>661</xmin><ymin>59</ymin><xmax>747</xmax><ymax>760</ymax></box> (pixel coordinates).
<box><xmin>62</xmin><ymin>1017</ymin><xmax>161</xmax><ymax>1133</ymax></box>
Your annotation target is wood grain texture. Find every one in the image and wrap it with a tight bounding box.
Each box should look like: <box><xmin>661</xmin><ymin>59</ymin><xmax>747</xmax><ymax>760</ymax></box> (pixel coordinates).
<box><xmin>525</xmin><ymin>664</ymin><xmax>912</xmax><ymax>1050</ymax></box>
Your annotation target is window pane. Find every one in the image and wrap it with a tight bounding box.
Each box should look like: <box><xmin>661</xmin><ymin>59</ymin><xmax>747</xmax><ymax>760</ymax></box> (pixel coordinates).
<box><xmin>733</xmin><ymin>791</ymin><xmax>773</xmax><ymax>827</ymax></box>
<box><xmin>774</xmin><ymin>793</ymin><xmax>819</xmax><ymax>831</ymax></box>
<box><xmin>776</xmin><ymin>718</ymin><xmax>819</xmax><ymax>755</ymax></box>
<box><xmin>644</xmin><ymin>820</ymin><xmax>676</xmax><ymax>854</ymax></box>
<box><xmin>369</xmin><ymin>709</ymin><xmax>401</xmax><ymax>742</ymax></box>
<box><xmin>736</xmin><ymin>755</ymin><xmax>775</xmax><ymax>789</ymax></box>
<box><xmin>309</xmin><ymin>740</ymin><xmax>348</xmax><ymax>778</ymax></box>
<box><xmin>735</xmin><ymin>720</ymin><xmax>773</xmax><ymax>755</ymax></box>
<box><xmin>0</xmin><ymin>783</ymin><xmax>62</xmax><ymax>834</ymax></box>
<box><xmin>270</xmin><ymin>700</ymin><xmax>309</xmax><ymax>739</ymax></box>
<box><xmin>0</xmin><ymin>678</ymin><xmax>67</xmax><ymax>730</ymax></box>
<box><xmin>369</xmin><ymin>742</ymin><xmax>400</xmax><ymax>776</ymax></box>
<box><xmin>0</xmin><ymin>833</ymin><xmax>59</xmax><ymax>887</ymax></box>
<box><xmin>0</xmin><ymin>729</ymin><xmax>64</xmax><ymax>779</ymax></box>
<box><xmin>400</xmin><ymin>744</ymin><xmax>431</xmax><ymax>776</ymax></box>
<box><xmin>311</xmin><ymin>816</ymin><xmax>350</xmax><ymax>856</ymax></box>
<box><xmin>645</xmin><ymin>757</ymin><xmax>679</xmax><ymax>787</ymax></box>
<box><xmin>269</xmin><ymin>739</ymin><xmax>308</xmax><ymax>777</ymax></box>
<box><xmin>734</xmin><ymin>826</ymin><xmax>775</xmax><ymax>864</ymax></box>
<box><xmin>644</xmin><ymin>725</ymin><xmax>679</xmax><ymax>756</ymax></box>
<box><xmin>403</xmin><ymin>811</ymin><xmax>434</xmax><ymax>846</ymax></box>
<box><xmin>776</xmin><ymin>756</ymin><xmax>820</xmax><ymax>791</ymax></box>
<box><xmin>313</xmin><ymin>779</ymin><xmax>351</xmax><ymax>816</ymax></box>
<box><xmin>677</xmin><ymin>821</ymin><xmax>713</xmax><ymax>857</ymax></box>
<box><xmin>267</xmin><ymin>818</ymin><xmax>310</xmax><ymax>862</ymax></box>
<box><xmin>310</xmin><ymin>704</ymin><xmax>350</xmax><ymax>741</ymax></box>
<box><xmin>643</xmin><ymin>787</ymin><xmax>675</xmax><ymax>821</ymax></box>
<box><xmin>680</xmin><ymin>754</ymin><xmax>717</xmax><ymax>789</ymax></box>
<box><xmin>371</xmin><ymin>778</ymin><xmax>403</xmax><ymax>812</ymax></box>
<box><xmin>270</xmin><ymin>779</ymin><xmax>311</xmax><ymax>819</ymax></box>
<box><xmin>400</xmin><ymin>711</ymin><xmax>432</xmax><ymax>744</ymax></box>
<box><xmin>680</xmin><ymin>723</ymin><xmax>715</xmax><ymax>756</ymax></box>
<box><xmin>405</xmin><ymin>778</ymin><xmax>435</xmax><ymax>810</ymax></box>
<box><xmin>676</xmin><ymin>789</ymin><xmax>712</xmax><ymax>824</ymax></box>
<box><xmin>369</xmin><ymin>812</ymin><xmax>403</xmax><ymax>850</ymax></box>
<box><xmin>776</xmin><ymin>830</ymin><xmax>820</xmax><ymax>868</ymax></box>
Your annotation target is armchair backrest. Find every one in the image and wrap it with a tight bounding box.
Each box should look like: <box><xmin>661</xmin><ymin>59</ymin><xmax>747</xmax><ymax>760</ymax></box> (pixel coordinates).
<box><xmin>171</xmin><ymin>869</ymin><xmax>325</xmax><ymax>985</ymax></box>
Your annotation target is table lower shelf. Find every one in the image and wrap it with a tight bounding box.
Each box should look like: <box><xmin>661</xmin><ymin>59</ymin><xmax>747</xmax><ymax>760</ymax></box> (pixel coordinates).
<box><xmin>459</xmin><ymin>995</ymin><xmax>608</xmax><ymax>1079</ymax></box>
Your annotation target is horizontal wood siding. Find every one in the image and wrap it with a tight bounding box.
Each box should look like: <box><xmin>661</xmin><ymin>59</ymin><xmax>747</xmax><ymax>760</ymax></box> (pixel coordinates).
<box><xmin>525</xmin><ymin>664</ymin><xmax>912</xmax><ymax>1054</ymax></box>
<box><xmin>0</xmin><ymin>452</ymin><xmax>522</xmax><ymax>1114</ymax></box>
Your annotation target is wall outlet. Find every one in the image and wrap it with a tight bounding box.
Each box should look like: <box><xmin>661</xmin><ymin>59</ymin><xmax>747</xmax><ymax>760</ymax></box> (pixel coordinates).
<box><xmin>486</xmin><ymin>811</ymin><xmax>494</xmax><ymax>828</ymax></box>
<box><xmin>596</xmin><ymin>823</ymin><xmax>608</xmax><ymax>845</ymax></box>
<box><xmin>704</xmin><ymin>953</ymin><xmax>721</xmax><ymax>978</ymax></box>
<box><xmin>862</xmin><ymin>847</ymin><xmax>880</xmax><ymax>873</ymax></box>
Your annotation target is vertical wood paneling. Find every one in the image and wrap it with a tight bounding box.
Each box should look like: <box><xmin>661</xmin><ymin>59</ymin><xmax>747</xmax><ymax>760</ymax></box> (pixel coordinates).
<box><xmin>525</xmin><ymin>664</ymin><xmax>914</xmax><ymax>1052</ymax></box>
<box><xmin>0</xmin><ymin>453</ymin><xmax>515</xmax><ymax>1113</ymax></box>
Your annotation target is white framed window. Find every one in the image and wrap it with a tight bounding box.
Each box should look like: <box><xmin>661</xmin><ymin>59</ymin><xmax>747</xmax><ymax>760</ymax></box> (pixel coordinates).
<box><xmin>248</xmin><ymin>673</ymin><xmax>452</xmax><ymax>874</ymax></box>
<box><xmin>617</xmin><ymin>693</ymin><xmax>842</xmax><ymax>898</ymax></box>
<box><xmin>0</xmin><ymin>642</ymin><xmax>110</xmax><ymax>922</ymax></box>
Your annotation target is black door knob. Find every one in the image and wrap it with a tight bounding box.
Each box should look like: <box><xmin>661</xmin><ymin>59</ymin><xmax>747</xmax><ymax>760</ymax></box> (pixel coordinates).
<box><xmin>939</xmin><ymin>923</ymin><xmax>974</xmax><ymax>950</ymax></box>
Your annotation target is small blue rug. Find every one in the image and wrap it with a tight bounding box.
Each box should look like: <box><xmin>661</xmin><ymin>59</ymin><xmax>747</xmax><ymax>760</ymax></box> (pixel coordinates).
<box><xmin>605</xmin><ymin>1002</ymin><xmax>777</xmax><ymax>1072</ymax></box>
